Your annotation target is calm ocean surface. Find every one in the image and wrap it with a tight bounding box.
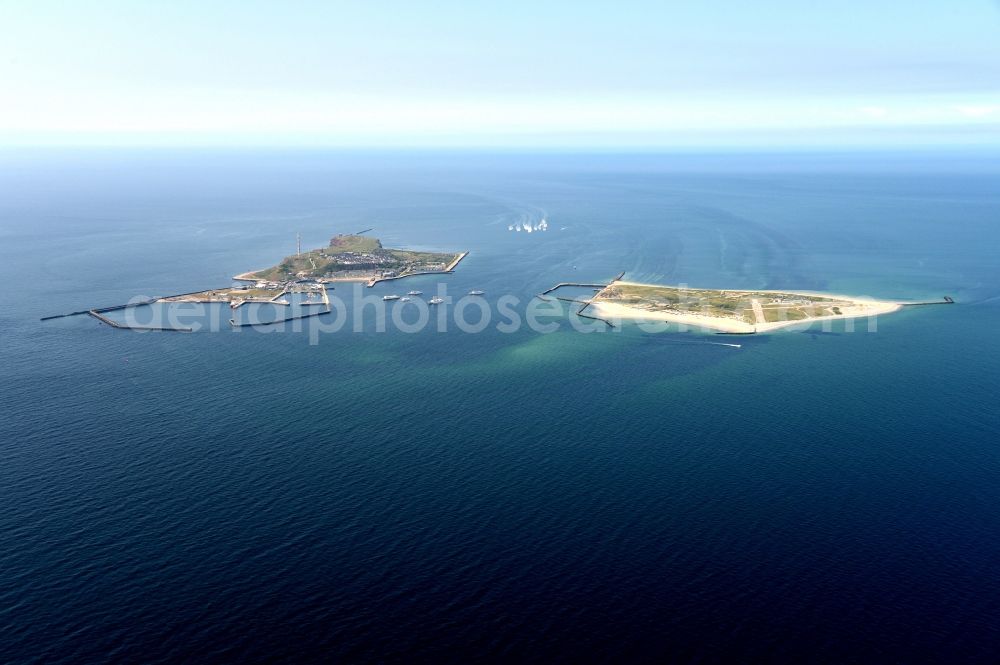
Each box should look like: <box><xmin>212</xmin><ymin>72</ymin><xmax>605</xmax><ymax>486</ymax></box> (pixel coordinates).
<box><xmin>2</xmin><ymin>149</ymin><xmax>999</xmax><ymax>663</ymax></box>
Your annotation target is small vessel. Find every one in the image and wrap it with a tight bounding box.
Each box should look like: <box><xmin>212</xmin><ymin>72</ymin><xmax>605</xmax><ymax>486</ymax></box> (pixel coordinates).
<box><xmin>400</xmin><ymin>297</ymin><xmax>412</xmax><ymax>302</ymax></box>
<box><xmin>468</xmin><ymin>290</ymin><xmax>485</xmax><ymax>296</ymax></box>
<box><xmin>428</xmin><ymin>297</ymin><xmax>444</xmax><ymax>305</ymax></box>
<box><xmin>382</xmin><ymin>294</ymin><xmax>400</xmax><ymax>301</ymax></box>
<box><xmin>407</xmin><ymin>290</ymin><xmax>422</xmax><ymax>296</ymax></box>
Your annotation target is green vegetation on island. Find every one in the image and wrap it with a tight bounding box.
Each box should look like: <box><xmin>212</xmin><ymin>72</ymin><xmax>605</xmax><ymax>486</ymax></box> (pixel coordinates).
<box><xmin>245</xmin><ymin>234</ymin><xmax>463</xmax><ymax>282</ymax></box>
<box><xmin>589</xmin><ymin>280</ymin><xmax>898</xmax><ymax>332</ymax></box>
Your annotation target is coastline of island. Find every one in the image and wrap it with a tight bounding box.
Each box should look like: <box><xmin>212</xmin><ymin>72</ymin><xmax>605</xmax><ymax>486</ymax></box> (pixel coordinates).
<box><xmin>544</xmin><ymin>278</ymin><xmax>940</xmax><ymax>333</ymax></box>
<box><xmin>234</xmin><ymin>233</ymin><xmax>467</xmax><ymax>287</ymax></box>
<box><xmin>39</xmin><ymin>231</ymin><xmax>468</xmax><ymax>329</ymax></box>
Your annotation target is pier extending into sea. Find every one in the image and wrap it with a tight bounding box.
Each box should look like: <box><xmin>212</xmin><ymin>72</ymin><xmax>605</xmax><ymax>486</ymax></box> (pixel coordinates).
<box><xmin>536</xmin><ymin>273</ymin><xmax>625</xmax><ymax>328</ymax></box>
<box><xmin>87</xmin><ymin>310</ymin><xmax>193</xmax><ymax>332</ymax></box>
<box><xmin>901</xmin><ymin>296</ymin><xmax>954</xmax><ymax>306</ymax></box>
<box><xmin>41</xmin><ymin>290</ymin><xmax>212</xmax><ymax>331</ymax></box>
<box><xmin>230</xmin><ymin>283</ymin><xmax>332</xmax><ymax>327</ymax></box>
<box><xmin>41</xmin><ymin>282</ymin><xmax>335</xmax><ymax>331</ymax></box>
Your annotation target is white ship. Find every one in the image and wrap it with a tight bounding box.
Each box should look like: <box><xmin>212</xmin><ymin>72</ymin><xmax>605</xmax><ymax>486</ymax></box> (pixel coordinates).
<box><xmin>428</xmin><ymin>297</ymin><xmax>444</xmax><ymax>305</ymax></box>
<box><xmin>468</xmin><ymin>290</ymin><xmax>485</xmax><ymax>296</ymax></box>
<box><xmin>407</xmin><ymin>290</ymin><xmax>422</xmax><ymax>296</ymax></box>
<box><xmin>382</xmin><ymin>294</ymin><xmax>400</xmax><ymax>301</ymax></box>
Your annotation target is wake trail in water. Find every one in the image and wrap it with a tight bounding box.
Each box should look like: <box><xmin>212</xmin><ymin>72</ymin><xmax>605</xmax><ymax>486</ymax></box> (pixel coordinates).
<box><xmin>643</xmin><ymin>336</ymin><xmax>741</xmax><ymax>349</ymax></box>
<box><xmin>963</xmin><ymin>294</ymin><xmax>1000</xmax><ymax>306</ymax></box>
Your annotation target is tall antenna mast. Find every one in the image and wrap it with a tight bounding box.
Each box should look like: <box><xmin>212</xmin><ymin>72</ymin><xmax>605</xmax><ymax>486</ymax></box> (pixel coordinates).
<box><xmin>296</xmin><ymin>232</ymin><xmax>301</xmax><ymax>257</ymax></box>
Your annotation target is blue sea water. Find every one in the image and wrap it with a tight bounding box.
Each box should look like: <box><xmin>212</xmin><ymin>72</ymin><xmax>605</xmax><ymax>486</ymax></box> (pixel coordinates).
<box><xmin>1</xmin><ymin>149</ymin><xmax>999</xmax><ymax>663</ymax></box>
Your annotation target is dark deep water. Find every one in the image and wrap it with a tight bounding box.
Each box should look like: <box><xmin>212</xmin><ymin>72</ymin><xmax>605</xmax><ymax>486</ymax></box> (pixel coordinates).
<box><xmin>2</xmin><ymin>149</ymin><xmax>999</xmax><ymax>663</ymax></box>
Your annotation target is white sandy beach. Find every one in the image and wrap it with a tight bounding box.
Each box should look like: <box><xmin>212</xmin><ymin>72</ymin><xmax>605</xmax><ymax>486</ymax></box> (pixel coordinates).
<box><xmin>589</xmin><ymin>288</ymin><xmax>902</xmax><ymax>334</ymax></box>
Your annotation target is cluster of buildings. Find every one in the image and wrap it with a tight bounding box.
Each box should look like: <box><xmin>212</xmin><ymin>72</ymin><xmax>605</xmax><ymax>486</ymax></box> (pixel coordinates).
<box><xmin>318</xmin><ymin>251</ymin><xmax>396</xmax><ymax>270</ymax></box>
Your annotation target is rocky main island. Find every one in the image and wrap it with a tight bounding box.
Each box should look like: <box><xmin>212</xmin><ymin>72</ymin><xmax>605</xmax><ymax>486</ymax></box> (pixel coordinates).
<box><xmin>39</xmin><ymin>232</ymin><xmax>468</xmax><ymax>330</ymax></box>
<box><xmin>235</xmin><ymin>233</ymin><xmax>467</xmax><ymax>287</ymax></box>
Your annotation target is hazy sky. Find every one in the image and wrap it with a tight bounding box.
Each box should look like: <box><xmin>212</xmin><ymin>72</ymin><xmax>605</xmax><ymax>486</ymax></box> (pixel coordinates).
<box><xmin>3</xmin><ymin>0</ymin><xmax>1000</xmax><ymax>147</ymax></box>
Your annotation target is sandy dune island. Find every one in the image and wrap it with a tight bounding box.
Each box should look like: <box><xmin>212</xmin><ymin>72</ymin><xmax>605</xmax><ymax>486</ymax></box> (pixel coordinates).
<box><xmin>587</xmin><ymin>280</ymin><xmax>902</xmax><ymax>333</ymax></box>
